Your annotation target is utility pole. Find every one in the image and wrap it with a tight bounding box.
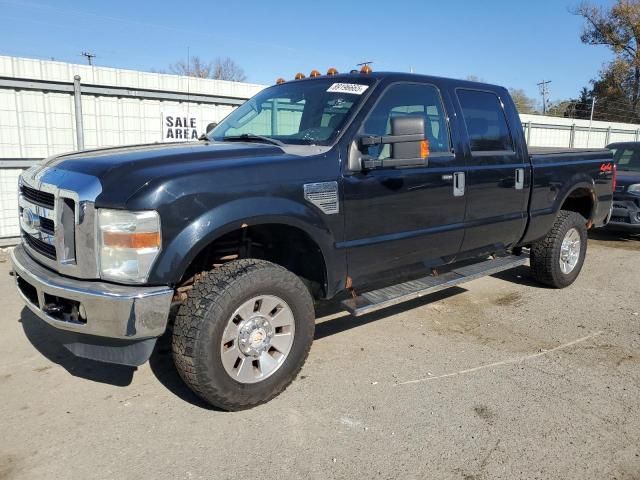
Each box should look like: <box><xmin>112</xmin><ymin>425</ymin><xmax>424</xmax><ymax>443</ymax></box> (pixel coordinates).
<box><xmin>537</xmin><ymin>80</ymin><xmax>552</xmax><ymax>115</ymax></box>
<box><xmin>81</xmin><ymin>52</ymin><xmax>96</xmax><ymax>66</ymax></box>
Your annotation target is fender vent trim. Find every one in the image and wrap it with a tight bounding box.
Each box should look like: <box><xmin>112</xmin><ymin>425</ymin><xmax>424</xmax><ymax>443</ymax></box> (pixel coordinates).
<box><xmin>304</xmin><ymin>182</ymin><xmax>339</xmax><ymax>215</ymax></box>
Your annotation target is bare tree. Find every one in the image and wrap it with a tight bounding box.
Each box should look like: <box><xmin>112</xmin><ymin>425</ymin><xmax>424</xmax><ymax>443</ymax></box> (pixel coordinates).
<box><xmin>508</xmin><ymin>88</ymin><xmax>538</xmax><ymax>114</ymax></box>
<box><xmin>212</xmin><ymin>57</ymin><xmax>246</xmax><ymax>82</ymax></box>
<box><xmin>167</xmin><ymin>56</ymin><xmax>246</xmax><ymax>82</ymax></box>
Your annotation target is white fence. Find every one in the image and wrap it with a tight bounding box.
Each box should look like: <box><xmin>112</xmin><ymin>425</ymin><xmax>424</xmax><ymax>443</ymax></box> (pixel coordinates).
<box><xmin>520</xmin><ymin>113</ymin><xmax>640</xmax><ymax>148</ymax></box>
<box><xmin>2</xmin><ymin>55</ymin><xmax>640</xmax><ymax>242</ymax></box>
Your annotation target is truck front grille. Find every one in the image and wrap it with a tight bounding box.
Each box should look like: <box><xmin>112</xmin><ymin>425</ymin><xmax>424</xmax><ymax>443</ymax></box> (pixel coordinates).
<box><xmin>19</xmin><ymin>181</ymin><xmax>63</xmax><ymax>263</ymax></box>
<box><xmin>20</xmin><ymin>184</ymin><xmax>55</xmax><ymax>209</ymax></box>
<box><xmin>18</xmin><ymin>168</ymin><xmax>100</xmax><ymax>279</ymax></box>
<box><xmin>23</xmin><ymin>233</ymin><xmax>57</xmax><ymax>259</ymax></box>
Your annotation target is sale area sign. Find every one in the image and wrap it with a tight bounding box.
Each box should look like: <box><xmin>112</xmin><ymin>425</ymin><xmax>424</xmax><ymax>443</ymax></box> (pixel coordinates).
<box><xmin>162</xmin><ymin>110</ymin><xmax>201</xmax><ymax>141</ymax></box>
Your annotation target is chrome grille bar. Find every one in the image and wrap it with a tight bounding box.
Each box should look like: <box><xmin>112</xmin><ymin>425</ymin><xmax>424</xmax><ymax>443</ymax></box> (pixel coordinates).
<box><xmin>20</xmin><ymin>184</ymin><xmax>55</xmax><ymax>209</ymax></box>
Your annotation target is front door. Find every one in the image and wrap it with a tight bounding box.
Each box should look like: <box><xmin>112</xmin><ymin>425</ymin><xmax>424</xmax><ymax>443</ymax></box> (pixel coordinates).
<box><xmin>341</xmin><ymin>82</ymin><xmax>466</xmax><ymax>285</ymax></box>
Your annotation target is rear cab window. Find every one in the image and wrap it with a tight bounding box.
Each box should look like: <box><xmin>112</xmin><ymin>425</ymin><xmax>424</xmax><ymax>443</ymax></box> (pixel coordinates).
<box><xmin>456</xmin><ymin>89</ymin><xmax>514</xmax><ymax>153</ymax></box>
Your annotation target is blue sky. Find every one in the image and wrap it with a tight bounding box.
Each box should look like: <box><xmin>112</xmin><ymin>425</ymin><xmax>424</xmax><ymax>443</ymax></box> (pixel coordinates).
<box><xmin>0</xmin><ymin>0</ymin><xmax>615</xmax><ymax>103</ymax></box>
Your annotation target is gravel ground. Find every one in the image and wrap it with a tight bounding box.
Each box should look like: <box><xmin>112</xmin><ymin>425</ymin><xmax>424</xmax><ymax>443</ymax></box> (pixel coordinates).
<box><xmin>0</xmin><ymin>230</ymin><xmax>639</xmax><ymax>480</ymax></box>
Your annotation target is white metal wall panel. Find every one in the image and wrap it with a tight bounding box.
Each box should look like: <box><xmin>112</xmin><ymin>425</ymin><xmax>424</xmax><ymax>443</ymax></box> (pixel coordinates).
<box><xmin>0</xmin><ymin>90</ymin><xmax>20</xmax><ymax>157</ymax></box>
<box><xmin>0</xmin><ymin>168</ymin><xmax>21</xmax><ymax>238</ymax></box>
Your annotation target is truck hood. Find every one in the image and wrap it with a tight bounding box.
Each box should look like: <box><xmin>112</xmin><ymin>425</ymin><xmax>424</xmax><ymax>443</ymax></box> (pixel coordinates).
<box><xmin>35</xmin><ymin>141</ymin><xmax>290</xmax><ymax>207</ymax></box>
<box><xmin>41</xmin><ymin>141</ymin><xmax>285</xmax><ymax>178</ymax></box>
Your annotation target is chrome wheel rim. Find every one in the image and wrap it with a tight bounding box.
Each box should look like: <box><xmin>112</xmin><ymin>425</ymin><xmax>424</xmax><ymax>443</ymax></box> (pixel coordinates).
<box><xmin>559</xmin><ymin>228</ymin><xmax>581</xmax><ymax>274</ymax></box>
<box><xmin>220</xmin><ymin>295</ymin><xmax>295</xmax><ymax>384</ymax></box>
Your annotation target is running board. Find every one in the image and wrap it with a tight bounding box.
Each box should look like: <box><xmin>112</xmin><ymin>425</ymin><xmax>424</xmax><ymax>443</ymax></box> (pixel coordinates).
<box><xmin>341</xmin><ymin>254</ymin><xmax>528</xmax><ymax>317</ymax></box>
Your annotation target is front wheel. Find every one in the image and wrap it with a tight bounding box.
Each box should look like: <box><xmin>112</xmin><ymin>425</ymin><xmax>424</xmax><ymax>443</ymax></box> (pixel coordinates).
<box><xmin>530</xmin><ymin>210</ymin><xmax>588</xmax><ymax>288</ymax></box>
<box><xmin>172</xmin><ymin>259</ymin><xmax>315</xmax><ymax>410</ymax></box>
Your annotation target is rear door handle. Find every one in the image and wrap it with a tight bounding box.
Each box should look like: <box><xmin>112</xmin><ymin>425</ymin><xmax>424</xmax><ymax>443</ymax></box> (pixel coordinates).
<box><xmin>515</xmin><ymin>168</ymin><xmax>525</xmax><ymax>190</ymax></box>
<box><xmin>453</xmin><ymin>172</ymin><xmax>465</xmax><ymax>197</ymax></box>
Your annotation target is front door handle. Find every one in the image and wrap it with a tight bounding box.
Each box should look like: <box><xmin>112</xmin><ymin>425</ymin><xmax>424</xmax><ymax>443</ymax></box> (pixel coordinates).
<box><xmin>515</xmin><ymin>168</ymin><xmax>525</xmax><ymax>190</ymax></box>
<box><xmin>453</xmin><ymin>172</ymin><xmax>465</xmax><ymax>197</ymax></box>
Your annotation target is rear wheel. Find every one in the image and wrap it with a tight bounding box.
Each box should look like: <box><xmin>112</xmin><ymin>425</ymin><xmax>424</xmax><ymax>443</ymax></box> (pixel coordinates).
<box><xmin>172</xmin><ymin>259</ymin><xmax>315</xmax><ymax>410</ymax></box>
<box><xmin>530</xmin><ymin>210</ymin><xmax>588</xmax><ymax>288</ymax></box>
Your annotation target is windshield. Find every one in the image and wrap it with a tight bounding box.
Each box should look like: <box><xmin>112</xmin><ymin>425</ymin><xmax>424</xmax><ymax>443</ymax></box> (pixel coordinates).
<box><xmin>613</xmin><ymin>146</ymin><xmax>640</xmax><ymax>172</ymax></box>
<box><xmin>208</xmin><ymin>78</ymin><xmax>375</xmax><ymax>146</ymax></box>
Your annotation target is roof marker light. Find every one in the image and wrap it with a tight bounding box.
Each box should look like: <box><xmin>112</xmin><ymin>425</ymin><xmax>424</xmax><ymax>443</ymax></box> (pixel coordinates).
<box><xmin>276</xmin><ymin>78</ymin><xmax>285</xmax><ymax>84</ymax></box>
<box><xmin>310</xmin><ymin>69</ymin><xmax>321</xmax><ymax>77</ymax></box>
<box><xmin>327</xmin><ymin>67</ymin><xmax>338</xmax><ymax>76</ymax></box>
<box><xmin>294</xmin><ymin>73</ymin><xmax>306</xmax><ymax>80</ymax></box>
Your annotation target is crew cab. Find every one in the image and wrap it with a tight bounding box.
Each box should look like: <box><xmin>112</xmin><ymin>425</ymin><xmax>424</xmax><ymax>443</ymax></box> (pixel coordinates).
<box><xmin>605</xmin><ymin>141</ymin><xmax>640</xmax><ymax>231</ymax></box>
<box><xmin>11</xmin><ymin>70</ymin><xmax>614</xmax><ymax>410</ymax></box>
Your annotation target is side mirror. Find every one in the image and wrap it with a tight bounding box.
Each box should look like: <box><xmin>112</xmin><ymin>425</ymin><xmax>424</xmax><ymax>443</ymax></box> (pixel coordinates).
<box><xmin>358</xmin><ymin>115</ymin><xmax>428</xmax><ymax>169</ymax></box>
<box><xmin>205</xmin><ymin>122</ymin><xmax>218</xmax><ymax>134</ymax></box>
<box><xmin>390</xmin><ymin>116</ymin><xmax>426</xmax><ymax>161</ymax></box>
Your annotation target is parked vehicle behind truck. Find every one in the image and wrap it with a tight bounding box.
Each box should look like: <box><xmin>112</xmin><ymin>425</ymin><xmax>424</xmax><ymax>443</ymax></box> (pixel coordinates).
<box><xmin>11</xmin><ymin>69</ymin><xmax>614</xmax><ymax>410</ymax></box>
<box><xmin>605</xmin><ymin>141</ymin><xmax>640</xmax><ymax>231</ymax></box>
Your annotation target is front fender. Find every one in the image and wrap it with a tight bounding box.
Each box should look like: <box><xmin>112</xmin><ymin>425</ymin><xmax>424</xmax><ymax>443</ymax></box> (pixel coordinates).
<box><xmin>147</xmin><ymin>196</ymin><xmax>345</xmax><ymax>294</ymax></box>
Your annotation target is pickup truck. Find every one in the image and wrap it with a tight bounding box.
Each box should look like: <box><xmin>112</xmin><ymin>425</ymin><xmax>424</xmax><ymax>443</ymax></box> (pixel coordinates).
<box><xmin>11</xmin><ymin>69</ymin><xmax>614</xmax><ymax>410</ymax></box>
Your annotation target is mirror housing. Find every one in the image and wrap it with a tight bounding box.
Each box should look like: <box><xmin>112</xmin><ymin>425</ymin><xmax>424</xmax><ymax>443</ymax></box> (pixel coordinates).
<box><xmin>205</xmin><ymin>122</ymin><xmax>218</xmax><ymax>134</ymax></box>
<box><xmin>359</xmin><ymin>115</ymin><xmax>428</xmax><ymax>169</ymax></box>
<box><xmin>390</xmin><ymin>116</ymin><xmax>426</xmax><ymax>161</ymax></box>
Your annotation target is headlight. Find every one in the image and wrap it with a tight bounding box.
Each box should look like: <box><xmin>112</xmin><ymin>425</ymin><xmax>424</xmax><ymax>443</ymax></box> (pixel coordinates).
<box><xmin>628</xmin><ymin>183</ymin><xmax>640</xmax><ymax>193</ymax></box>
<box><xmin>97</xmin><ymin>209</ymin><xmax>161</xmax><ymax>283</ymax></box>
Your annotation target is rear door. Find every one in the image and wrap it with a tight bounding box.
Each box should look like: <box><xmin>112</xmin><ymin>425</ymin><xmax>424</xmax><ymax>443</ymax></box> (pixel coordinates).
<box><xmin>455</xmin><ymin>88</ymin><xmax>529</xmax><ymax>255</ymax></box>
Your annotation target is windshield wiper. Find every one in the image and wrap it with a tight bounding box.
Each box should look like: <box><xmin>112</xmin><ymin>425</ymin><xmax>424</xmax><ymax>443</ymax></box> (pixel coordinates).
<box><xmin>221</xmin><ymin>134</ymin><xmax>285</xmax><ymax>147</ymax></box>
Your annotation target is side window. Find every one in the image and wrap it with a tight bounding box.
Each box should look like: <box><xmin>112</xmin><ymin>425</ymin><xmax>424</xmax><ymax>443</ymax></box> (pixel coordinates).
<box><xmin>457</xmin><ymin>89</ymin><xmax>513</xmax><ymax>152</ymax></box>
<box><xmin>362</xmin><ymin>83</ymin><xmax>450</xmax><ymax>160</ymax></box>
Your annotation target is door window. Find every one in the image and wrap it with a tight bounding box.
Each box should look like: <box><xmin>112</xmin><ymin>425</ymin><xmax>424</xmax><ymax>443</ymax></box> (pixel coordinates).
<box><xmin>362</xmin><ymin>83</ymin><xmax>450</xmax><ymax>160</ymax></box>
<box><xmin>457</xmin><ymin>89</ymin><xmax>513</xmax><ymax>152</ymax></box>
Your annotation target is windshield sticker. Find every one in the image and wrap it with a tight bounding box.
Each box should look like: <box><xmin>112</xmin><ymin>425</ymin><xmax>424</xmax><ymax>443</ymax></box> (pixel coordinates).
<box><xmin>327</xmin><ymin>83</ymin><xmax>369</xmax><ymax>95</ymax></box>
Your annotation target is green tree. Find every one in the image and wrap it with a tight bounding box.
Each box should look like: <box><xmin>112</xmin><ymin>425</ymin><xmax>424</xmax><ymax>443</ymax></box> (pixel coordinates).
<box><xmin>574</xmin><ymin>0</ymin><xmax>640</xmax><ymax>122</ymax></box>
<box><xmin>561</xmin><ymin>87</ymin><xmax>594</xmax><ymax>119</ymax></box>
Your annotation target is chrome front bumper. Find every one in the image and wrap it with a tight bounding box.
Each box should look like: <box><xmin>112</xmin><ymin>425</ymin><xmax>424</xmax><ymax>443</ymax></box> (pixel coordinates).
<box><xmin>11</xmin><ymin>244</ymin><xmax>173</xmax><ymax>340</ymax></box>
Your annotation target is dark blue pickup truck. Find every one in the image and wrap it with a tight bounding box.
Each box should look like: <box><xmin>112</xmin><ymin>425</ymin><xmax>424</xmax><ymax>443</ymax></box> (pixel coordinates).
<box><xmin>11</xmin><ymin>70</ymin><xmax>614</xmax><ymax>409</ymax></box>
